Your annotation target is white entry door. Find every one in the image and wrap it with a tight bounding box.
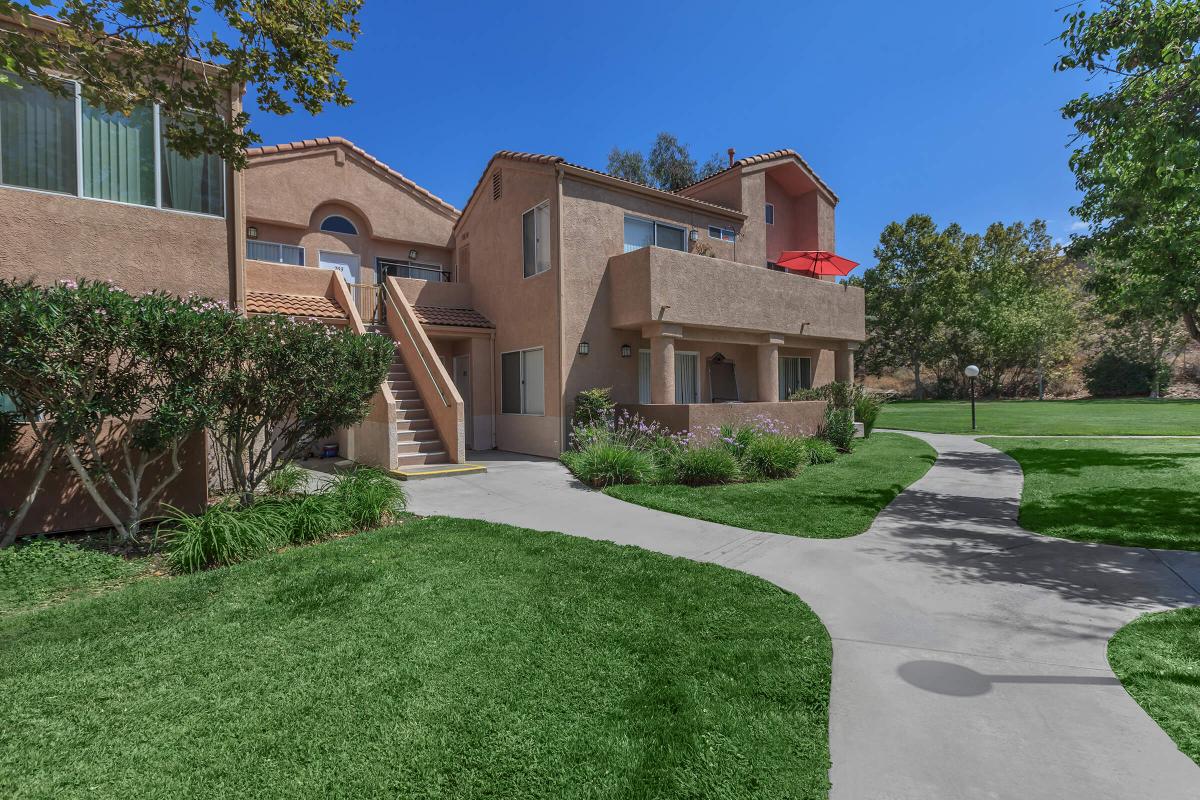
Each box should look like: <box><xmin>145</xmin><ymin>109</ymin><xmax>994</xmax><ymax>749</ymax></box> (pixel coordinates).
<box><xmin>675</xmin><ymin>352</ymin><xmax>700</xmax><ymax>404</ymax></box>
<box><xmin>318</xmin><ymin>251</ymin><xmax>360</xmax><ymax>286</ymax></box>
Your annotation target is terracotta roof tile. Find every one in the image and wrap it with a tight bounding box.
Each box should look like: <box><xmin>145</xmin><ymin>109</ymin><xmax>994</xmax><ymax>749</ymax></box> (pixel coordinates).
<box><xmin>413</xmin><ymin>305</ymin><xmax>494</xmax><ymax>328</ymax></box>
<box><xmin>245</xmin><ymin>291</ymin><xmax>347</xmax><ymax>320</ymax></box>
<box><xmin>246</xmin><ymin>136</ymin><xmax>459</xmax><ymax>216</ymax></box>
<box><xmin>678</xmin><ymin>148</ymin><xmax>838</xmax><ymax>200</ymax></box>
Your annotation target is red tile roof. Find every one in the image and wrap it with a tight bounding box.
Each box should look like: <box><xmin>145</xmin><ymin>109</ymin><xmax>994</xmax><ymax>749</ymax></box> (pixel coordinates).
<box><xmin>413</xmin><ymin>305</ymin><xmax>494</xmax><ymax>328</ymax></box>
<box><xmin>678</xmin><ymin>149</ymin><xmax>838</xmax><ymax>201</ymax></box>
<box><xmin>245</xmin><ymin>136</ymin><xmax>459</xmax><ymax>216</ymax></box>
<box><xmin>245</xmin><ymin>291</ymin><xmax>347</xmax><ymax>320</ymax></box>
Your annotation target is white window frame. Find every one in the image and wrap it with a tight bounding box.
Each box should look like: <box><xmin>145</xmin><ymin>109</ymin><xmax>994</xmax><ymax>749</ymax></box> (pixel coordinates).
<box><xmin>708</xmin><ymin>225</ymin><xmax>736</xmax><ymax>242</ymax></box>
<box><xmin>501</xmin><ymin>346</ymin><xmax>545</xmax><ymax>416</ymax></box>
<box><xmin>319</xmin><ymin>214</ymin><xmax>359</xmax><ymax>235</ymax></box>
<box><xmin>522</xmin><ymin>201</ymin><xmax>551</xmax><ymax>278</ymax></box>
<box><xmin>624</xmin><ymin>214</ymin><xmax>687</xmax><ymax>253</ymax></box>
<box><xmin>247</xmin><ymin>240</ymin><xmax>305</xmax><ymax>266</ymax></box>
<box><xmin>0</xmin><ymin>76</ymin><xmax>226</xmax><ymax>218</ymax></box>
<box><xmin>765</xmin><ymin>203</ymin><xmax>774</xmax><ymax>225</ymax></box>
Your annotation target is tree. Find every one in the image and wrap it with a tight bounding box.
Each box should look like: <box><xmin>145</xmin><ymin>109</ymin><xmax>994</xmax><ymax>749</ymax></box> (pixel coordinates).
<box><xmin>605</xmin><ymin>132</ymin><xmax>724</xmax><ymax>191</ymax></box>
<box><xmin>0</xmin><ymin>1</ymin><xmax>362</xmax><ymax>167</ymax></box>
<box><xmin>208</xmin><ymin>315</ymin><xmax>392</xmax><ymax>506</ymax></box>
<box><xmin>1056</xmin><ymin>0</ymin><xmax>1200</xmax><ymax>344</ymax></box>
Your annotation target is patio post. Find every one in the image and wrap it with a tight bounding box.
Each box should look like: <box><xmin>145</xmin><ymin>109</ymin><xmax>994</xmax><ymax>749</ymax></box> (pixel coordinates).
<box><xmin>835</xmin><ymin>348</ymin><xmax>854</xmax><ymax>383</ymax></box>
<box><xmin>757</xmin><ymin>335</ymin><xmax>783</xmax><ymax>401</ymax></box>
<box><xmin>649</xmin><ymin>333</ymin><xmax>677</xmax><ymax>404</ymax></box>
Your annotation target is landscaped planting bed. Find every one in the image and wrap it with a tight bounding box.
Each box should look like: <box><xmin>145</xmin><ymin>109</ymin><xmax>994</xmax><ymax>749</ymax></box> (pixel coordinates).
<box><xmin>0</xmin><ymin>517</ymin><xmax>833</xmax><ymax>800</ymax></box>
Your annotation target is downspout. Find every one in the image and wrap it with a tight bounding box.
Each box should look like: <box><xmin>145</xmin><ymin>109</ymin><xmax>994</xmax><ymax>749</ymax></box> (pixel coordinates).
<box><xmin>489</xmin><ymin>327</ymin><xmax>498</xmax><ymax>449</ymax></box>
<box><xmin>555</xmin><ymin>163</ymin><xmax>566</xmax><ymax>452</ymax></box>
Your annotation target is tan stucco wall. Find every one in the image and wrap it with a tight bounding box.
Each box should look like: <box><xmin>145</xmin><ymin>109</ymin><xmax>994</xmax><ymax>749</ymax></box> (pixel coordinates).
<box><xmin>0</xmin><ymin>186</ymin><xmax>235</xmax><ymax>300</ymax></box>
<box><xmin>620</xmin><ymin>400</ymin><xmax>828</xmax><ymax>439</ymax></box>
<box><xmin>452</xmin><ymin>160</ymin><xmax>563</xmax><ymax>457</ymax></box>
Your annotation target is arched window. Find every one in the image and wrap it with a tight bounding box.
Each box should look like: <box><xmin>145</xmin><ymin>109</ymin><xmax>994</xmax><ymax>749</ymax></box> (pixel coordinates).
<box><xmin>320</xmin><ymin>215</ymin><xmax>358</xmax><ymax>235</ymax></box>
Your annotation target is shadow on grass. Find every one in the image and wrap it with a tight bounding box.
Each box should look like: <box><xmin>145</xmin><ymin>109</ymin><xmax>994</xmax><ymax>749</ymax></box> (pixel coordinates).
<box><xmin>1021</xmin><ymin>487</ymin><xmax>1200</xmax><ymax>550</ymax></box>
<box><xmin>998</xmin><ymin>445</ymin><xmax>1200</xmax><ymax>478</ymax></box>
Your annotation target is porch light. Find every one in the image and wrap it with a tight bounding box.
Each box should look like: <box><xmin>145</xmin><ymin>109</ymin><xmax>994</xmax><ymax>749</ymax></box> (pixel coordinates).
<box><xmin>247</xmin><ymin>226</ymin><xmax>258</xmax><ymax>239</ymax></box>
<box><xmin>620</xmin><ymin>344</ymin><xmax>632</xmax><ymax>358</ymax></box>
<box><xmin>578</xmin><ymin>341</ymin><xmax>590</xmax><ymax>355</ymax></box>
<box><xmin>409</xmin><ymin>249</ymin><xmax>418</xmax><ymax>259</ymax></box>
<box><xmin>689</xmin><ymin>229</ymin><xmax>699</xmax><ymax>242</ymax></box>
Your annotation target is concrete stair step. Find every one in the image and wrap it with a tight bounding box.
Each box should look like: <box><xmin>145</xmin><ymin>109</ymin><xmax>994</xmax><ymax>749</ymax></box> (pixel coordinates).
<box><xmin>396</xmin><ymin>398</ymin><xmax>425</xmax><ymax>410</ymax></box>
<box><xmin>396</xmin><ymin>451</ymin><xmax>447</xmax><ymax>467</ymax></box>
<box><xmin>395</xmin><ymin>427</ymin><xmax>439</xmax><ymax>442</ymax></box>
<box><xmin>391</xmin><ymin>389</ymin><xmax>419</xmax><ymax>401</ymax></box>
<box><xmin>396</xmin><ymin>440</ymin><xmax>446</xmax><ymax>455</ymax></box>
<box><xmin>396</xmin><ymin>409</ymin><xmax>431</xmax><ymax>423</ymax></box>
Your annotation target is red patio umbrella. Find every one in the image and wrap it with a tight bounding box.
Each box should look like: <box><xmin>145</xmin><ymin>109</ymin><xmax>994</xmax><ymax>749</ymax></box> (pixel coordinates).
<box><xmin>775</xmin><ymin>250</ymin><xmax>859</xmax><ymax>278</ymax></box>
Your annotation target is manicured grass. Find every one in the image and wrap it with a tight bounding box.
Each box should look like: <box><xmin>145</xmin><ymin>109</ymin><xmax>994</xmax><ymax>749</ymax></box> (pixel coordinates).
<box><xmin>0</xmin><ymin>517</ymin><xmax>832</xmax><ymax>799</ymax></box>
<box><xmin>0</xmin><ymin>539</ymin><xmax>147</xmax><ymax>615</ymax></box>
<box><xmin>605</xmin><ymin>433</ymin><xmax>936</xmax><ymax>537</ymax></box>
<box><xmin>1109</xmin><ymin>607</ymin><xmax>1200</xmax><ymax>767</ymax></box>
<box><xmin>984</xmin><ymin>437</ymin><xmax>1200</xmax><ymax>551</ymax></box>
<box><xmin>879</xmin><ymin>398</ymin><xmax>1200</xmax><ymax>436</ymax></box>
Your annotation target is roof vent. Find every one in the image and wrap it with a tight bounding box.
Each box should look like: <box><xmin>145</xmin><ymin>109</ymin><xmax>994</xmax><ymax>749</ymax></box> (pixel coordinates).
<box><xmin>727</xmin><ymin>148</ymin><xmax>736</xmax><ymax>167</ymax></box>
<box><xmin>492</xmin><ymin>171</ymin><xmax>502</xmax><ymax>201</ymax></box>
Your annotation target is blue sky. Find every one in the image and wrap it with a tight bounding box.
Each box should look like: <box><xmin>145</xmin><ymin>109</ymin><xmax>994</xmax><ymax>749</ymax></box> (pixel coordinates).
<box><xmin>246</xmin><ymin>1</ymin><xmax>1093</xmax><ymax>276</ymax></box>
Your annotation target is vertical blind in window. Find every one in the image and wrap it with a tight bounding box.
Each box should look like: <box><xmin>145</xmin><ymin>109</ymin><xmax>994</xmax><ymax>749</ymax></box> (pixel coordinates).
<box><xmin>779</xmin><ymin>357</ymin><xmax>812</xmax><ymax>400</ymax></box>
<box><xmin>638</xmin><ymin>350</ymin><xmax>651</xmax><ymax>404</ymax></box>
<box><xmin>623</xmin><ymin>216</ymin><xmax>687</xmax><ymax>253</ymax></box>
<box><xmin>0</xmin><ymin>79</ymin><xmax>76</xmax><ymax>193</ymax></box>
<box><xmin>161</xmin><ymin>127</ymin><xmax>223</xmax><ymax>214</ymax></box>
<box><xmin>675</xmin><ymin>353</ymin><xmax>699</xmax><ymax>404</ymax></box>
<box><xmin>522</xmin><ymin>204</ymin><xmax>550</xmax><ymax>277</ymax></box>
<box><xmin>247</xmin><ymin>240</ymin><xmax>304</xmax><ymax>266</ymax></box>
<box><xmin>501</xmin><ymin>349</ymin><xmax>544</xmax><ymax>414</ymax></box>
<box><xmin>82</xmin><ymin>101</ymin><xmax>155</xmax><ymax>205</ymax></box>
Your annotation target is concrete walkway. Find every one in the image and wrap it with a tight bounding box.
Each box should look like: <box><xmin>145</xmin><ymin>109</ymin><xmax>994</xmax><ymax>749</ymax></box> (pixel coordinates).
<box><xmin>406</xmin><ymin>432</ymin><xmax>1200</xmax><ymax>799</ymax></box>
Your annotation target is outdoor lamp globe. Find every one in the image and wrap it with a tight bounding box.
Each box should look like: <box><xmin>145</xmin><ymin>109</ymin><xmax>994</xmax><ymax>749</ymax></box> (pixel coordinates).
<box><xmin>964</xmin><ymin>365</ymin><xmax>980</xmax><ymax>378</ymax></box>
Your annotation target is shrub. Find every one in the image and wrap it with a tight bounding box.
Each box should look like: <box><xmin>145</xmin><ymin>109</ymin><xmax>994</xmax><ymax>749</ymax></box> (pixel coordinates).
<box><xmin>854</xmin><ymin>391</ymin><xmax>888</xmax><ymax>438</ymax></box>
<box><xmin>1083</xmin><ymin>351</ymin><xmax>1169</xmax><ymax>398</ymax></box>
<box><xmin>573</xmin><ymin>387</ymin><xmax>616</xmax><ymax>429</ymax></box>
<box><xmin>742</xmin><ymin>435</ymin><xmax>808</xmax><ymax>479</ymax></box>
<box><xmin>715</xmin><ymin>423</ymin><xmax>762</xmax><ymax>461</ymax></box>
<box><xmin>562</xmin><ymin>444</ymin><xmax>656</xmax><ymax>487</ymax></box>
<box><xmin>802</xmin><ymin>438</ymin><xmax>839</xmax><ymax>465</ymax></box>
<box><xmin>821</xmin><ymin>407</ymin><xmax>855</xmax><ymax>453</ymax></box>
<box><xmin>164</xmin><ymin>501</ymin><xmax>290</xmax><ymax>573</ymax></box>
<box><xmin>265</xmin><ymin>463</ymin><xmax>307</xmax><ymax>496</ymax></box>
<box><xmin>667</xmin><ymin>445</ymin><xmax>741</xmax><ymax>486</ymax></box>
<box><xmin>329</xmin><ymin>467</ymin><xmax>406</xmax><ymax>529</ymax></box>
<box><xmin>276</xmin><ymin>493</ymin><xmax>347</xmax><ymax>544</ymax></box>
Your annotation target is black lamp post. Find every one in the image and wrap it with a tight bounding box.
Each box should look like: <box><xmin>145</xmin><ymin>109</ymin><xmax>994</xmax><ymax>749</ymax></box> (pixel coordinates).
<box><xmin>964</xmin><ymin>365</ymin><xmax>979</xmax><ymax>430</ymax></box>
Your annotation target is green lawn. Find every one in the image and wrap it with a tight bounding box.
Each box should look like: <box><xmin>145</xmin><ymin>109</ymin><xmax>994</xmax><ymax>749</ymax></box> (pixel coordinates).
<box><xmin>984</xmin><ymin>437</ymin><xmax>1200</xmax><ymax>551</ymax></box>
<box><xmin>606</xmin><ymin>433</ymin><xmax>936</xmax><ymax>537</ymax></box>
<box><xmin>0</xmin><ymin>539</ymin><xmax>149</xmax><ymax>615</ymax></box>
<box><xmin>0</xmin><ymin>517</ymin><xmax>832</xmax><ymax>800</ymax></box>
<box><xmin>1109</xmin><ymin>607</ymin><xmax>1200</xmax><ymax>767</ymax></box>
<box><xmin>879</xmin><ymin>398</ymin><xmax>1200</xmax><ymax>436</ymax></box>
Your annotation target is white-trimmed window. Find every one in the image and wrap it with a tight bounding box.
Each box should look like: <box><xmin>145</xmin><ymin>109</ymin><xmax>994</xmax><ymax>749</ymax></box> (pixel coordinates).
<box><xmin>708</xmin><ymin>225</ymin><xmax>736</xmax><ymax>242</ymax></box>
<box><xmin>0</xmin><ymin>76</ymin><xmax>225</xmax><ymax>216</ymax></box>
<box><xmin>522</xmin><ymin>202</ymin><xmax>551</xmax><ymax>277</ymax></box>
<box><xmin>780</xmin><ymin>356</ymin><xmax>812</xmax><ymax>399</ymax></box>
<box><xmin>765</xmin><ymin>203</ymin><xmax>774</xmax><ymax>225</ymax></box>
<box><xmin>247</xmin><ymin>240</ymin><xmax>304</xmax><ymax>266</ymax></box>
<box><xmin>320</xmin><ymin>215</ymin><xmax>358</xmax><ymax>235</ymax></box>
<box><xmin>501</xmin><ymin>347</ymin><xmax>544</xmax><ymax>415</ymax></box>
<box><xmin>624</xmin><ymin>215</ymin><xmax>686</xmax><ymax>253</ymax></box>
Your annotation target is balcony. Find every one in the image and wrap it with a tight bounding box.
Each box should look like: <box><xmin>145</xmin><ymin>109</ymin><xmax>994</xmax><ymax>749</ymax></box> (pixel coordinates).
<box><xmin>608</xmin><ymin>246</ymin><xmax>865</xmax><ymax>343</ymax></box>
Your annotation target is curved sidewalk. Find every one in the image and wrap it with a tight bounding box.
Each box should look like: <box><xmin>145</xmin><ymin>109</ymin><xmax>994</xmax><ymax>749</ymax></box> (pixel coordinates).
<box><xmin>406</xmin><ymin>432</ymin><xmax>1200</xmax><ymax>799</ymax></box>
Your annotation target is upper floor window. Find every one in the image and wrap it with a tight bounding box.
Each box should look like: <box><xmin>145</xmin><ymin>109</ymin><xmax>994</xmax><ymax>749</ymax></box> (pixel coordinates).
<box><xmin>320</xmin><ymin>215</ymin><xmax>358</xmax><ymax>235</ymax></box>
<box><xmin>624</xmin><ymin>215</ymin><xmax>686</xmax><ymax>253</ymax></box>
<box><xmin>378</xmin><ymin>257</ymin><xmax>448</xmax><ymax>283</ymax></box>
<box><xmin>708</xmin><ymin>225</ymin><xmax>736</xmax><ymax>243</ymax></box>
<box><xmin>765</xmin><ymin>203</ymin><xmax>774</xmax><ymax>225</ymax></box>
<box><xmin>247</xmin><ymin>240</ymin><xmax>304</xmax><ymax>266</ymax></box>
<box><xmin>523</xmin><ymin>202</ymin><xmax>550</xmax><ymax>277</ymax></box>
<box><xmin>0</xmin><ymin>76</ymin><xmax>224</xmax><ymax>216</ymax></box>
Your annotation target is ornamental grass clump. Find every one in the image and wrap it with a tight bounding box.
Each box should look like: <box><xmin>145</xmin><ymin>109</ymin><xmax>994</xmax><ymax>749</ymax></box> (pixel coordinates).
<box><xmin>329</xmin><ymin>467</ymin><xmax>407</xmax><ymax>529</ymax></box>
<box><xmin>742</xmin><ymin>434</ymin><xmax>808</xmax><ymax>479</ymax></box>
<box><xmin>802</xmin><ymin>438</ymin><xmax>839</xmax><ymax>465</ymax></box>
<box><xmin>667</xmin><ymin>445</ymin><xmax>741</xmax><ymax>486</ymax></box>
<box><xmin>562</xmin><ymin>444</ymin><xmax>657</xmax><ymax>487</ymax></box>
<box><xmin>165</xmin><ymin>500</ymin><xmax>291</xmax><ymax>574</ymax></box>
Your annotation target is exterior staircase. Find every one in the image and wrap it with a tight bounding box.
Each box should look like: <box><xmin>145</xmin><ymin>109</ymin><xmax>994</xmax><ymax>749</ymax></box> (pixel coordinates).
<box><xmin>386</xmin><ymin>349</ymin><xmax>449</xmax><ymax>467</ymax></box>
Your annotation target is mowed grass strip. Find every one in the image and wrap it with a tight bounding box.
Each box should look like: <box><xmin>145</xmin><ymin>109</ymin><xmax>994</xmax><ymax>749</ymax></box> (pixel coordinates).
<box><xmin>0</xmin><ymin>517</ymin><xmax>832</xmax><ymax>800</ymax></box>
<box><xmin>605</xmin><ymin>433</ymin><xmax>936</xmax><ymax>537</ymax></box>
<box><xmin>1109</xmin><ymin>607</ymin><xmax>1200</xmax><ymax>767</ymax></box>
<box><xmin>984</xmin><ymin>437</ymin><xmax>1200</xmax><ymax>551</ymax></box>
<box><xmin>879</xmin><ymin>398</ymin><xmax>1200</xmax><ymax>436</ymax></box>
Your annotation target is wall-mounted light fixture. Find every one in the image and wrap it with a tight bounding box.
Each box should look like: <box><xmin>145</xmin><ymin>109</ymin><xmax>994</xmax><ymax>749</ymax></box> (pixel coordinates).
<box><xmin>409</xmin><ymin>249</ymin><xmax>418</xmax><ymax>260</ymax></box>
<box><xmin>620</xmin><ymin>344</ymin><xmax>632</xmax><ymax>358</ymax></box>
<box><xmin>578</xmin><ymin>341</ymin><xmax>590</xmax><ymax>355</ymax></box>
<box><xmin>247</xmin><ymin>226</ymin><xmax>258</xmax><ymax>239</ymax></box>
<box><xmin>689</xmin><ymin>229</ymin><xmax>699</xmax><ymax>242</ymax></box>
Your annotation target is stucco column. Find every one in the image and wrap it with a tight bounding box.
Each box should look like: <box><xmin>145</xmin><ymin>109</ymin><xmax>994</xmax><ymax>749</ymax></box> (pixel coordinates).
<box><xmin>835</xmin><ymin>348</ymin><xmax>855</xmax><ymax>383</ymax></box>
<box><xmin>650</xmin><ymin>334</ymin><xmax>677</xmax><ymax>404</ymax></box>
<box><xmin>757</xmin><ymin>336</ymin><xmax>782</xmax><ymax>402</ymax></box>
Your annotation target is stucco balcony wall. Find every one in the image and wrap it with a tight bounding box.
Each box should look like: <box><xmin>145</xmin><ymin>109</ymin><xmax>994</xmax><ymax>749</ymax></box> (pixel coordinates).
<box><xmin>608</xmin><ymin>247</ymin><xmax>866</xmax><ymax>342</ymax></box>
<box><xmin>620</xmin><ymin>400</ymin><xmax>828</xmax><ymax>439</ymax></box>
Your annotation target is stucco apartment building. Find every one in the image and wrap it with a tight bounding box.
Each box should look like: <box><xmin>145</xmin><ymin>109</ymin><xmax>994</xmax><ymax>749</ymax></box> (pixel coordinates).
<box><xmin>0</xmin><ymin>39</ymin><xmax>863</xmax><ymax>529</ymax></box>
<box><xmin>239</xmin><ymin>138</ymin><xmax>865</xmax><ymax>463</ymax></box>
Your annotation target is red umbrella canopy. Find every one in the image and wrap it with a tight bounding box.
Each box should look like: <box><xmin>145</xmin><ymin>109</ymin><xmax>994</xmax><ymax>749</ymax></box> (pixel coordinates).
<box><xmin>775</xmin><ymin>250</ymin><xmax>859</xmax><ymax>277</ymax></box>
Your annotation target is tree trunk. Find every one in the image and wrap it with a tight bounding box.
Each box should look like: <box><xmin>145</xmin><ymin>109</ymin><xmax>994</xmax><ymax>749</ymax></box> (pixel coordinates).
<box><xmin>913</xmin><ymin>360</ymin><xmax>923</xmax><ymax>400</ymax></box>
<box><xmin>0</xmin><ymin>442</ymin><xmax>58</xmax><ymax>549</ymax></box>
